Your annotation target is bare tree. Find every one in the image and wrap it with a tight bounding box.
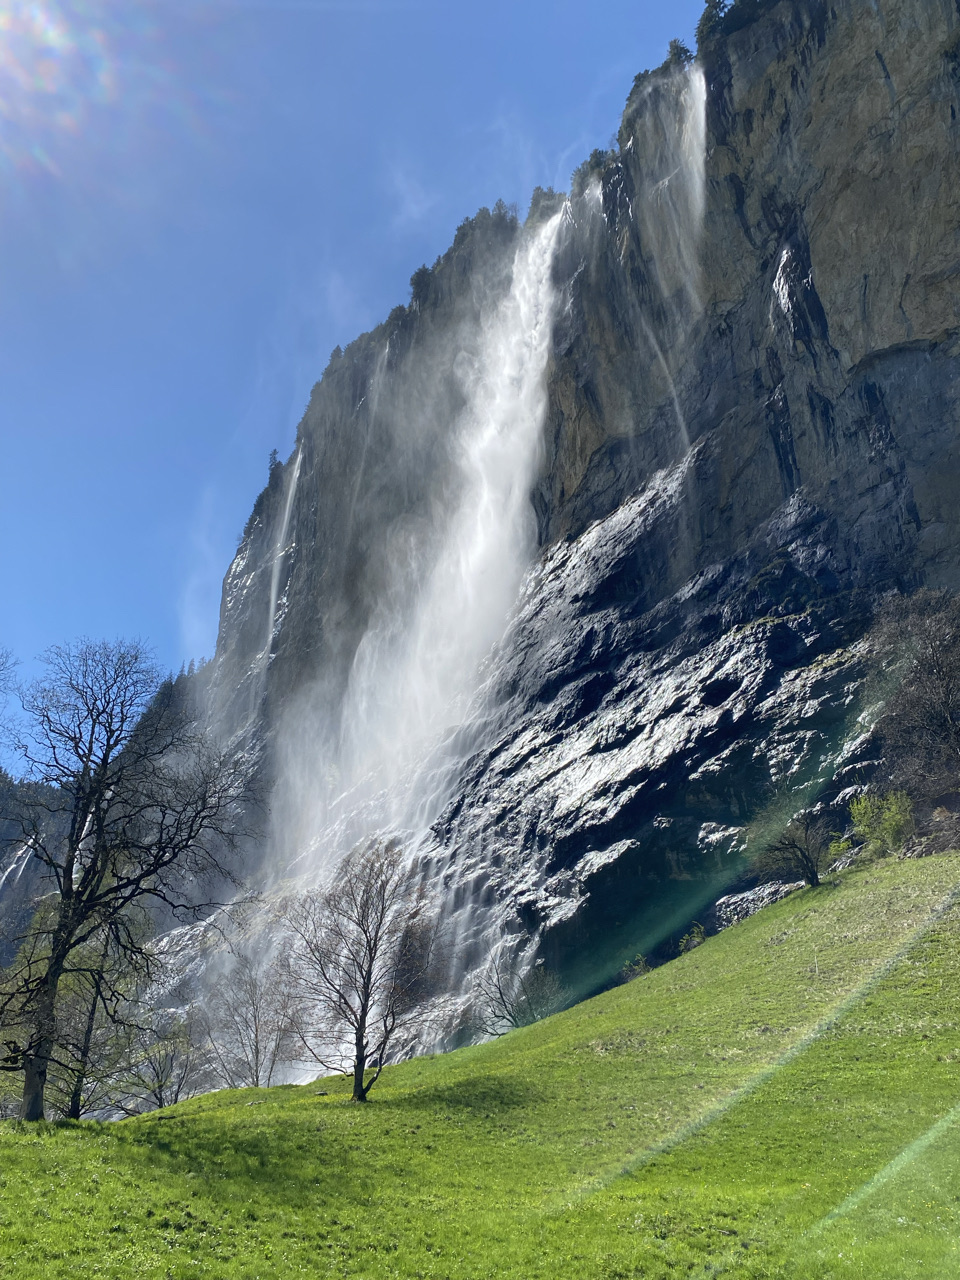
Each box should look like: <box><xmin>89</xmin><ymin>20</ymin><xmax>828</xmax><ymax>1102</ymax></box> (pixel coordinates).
<box><xmin>114</xmin><ymin>1006</ymin><xmax>213</xmax><ymax>1114</ymax></box>
<box><xmin>281</xmin><ymin>840</ymin><xmax>437</xmax><ymax>1102</ymax></box>
<box><xmin>874</xmin><ymin>589</ymin><xmax>960</xmax><ymax>797</ymax></box>
<box><xmin>471</xmin><ymin>952</ymin><xmax>567</xmax><ymax>1038</ymax></box>
<box><xmin>0</xmin><ymin>648</ymin><xmax>14</xmax><ymax>704</ymax></box>
<box><xmin>0</xmin><ymin>639</ymin><xmax>250</xmax><ymax>1120</ymax></box>
<box><xmin>202</xmin><ymin>951</ymin><xmax>299</xmax><ymax>1089</ymax></box>
<box><xmin>754</xmin><ymin>811</ymin><xmax>830</xmax><ymax>888</ymax></box>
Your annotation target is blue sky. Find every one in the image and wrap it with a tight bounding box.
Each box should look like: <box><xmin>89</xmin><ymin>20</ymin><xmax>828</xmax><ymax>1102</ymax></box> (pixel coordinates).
<box><xmin>0</xmin><ymin>0</ymin><xmax>702</xmax><ymax>680</ymax></box>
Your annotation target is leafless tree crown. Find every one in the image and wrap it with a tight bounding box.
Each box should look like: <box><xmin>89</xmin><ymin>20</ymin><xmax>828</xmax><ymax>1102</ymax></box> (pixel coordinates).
<box><xmin>201</xmin><ymin>951</ymin><xmax>300</xmax><ymax>1089</ymax></box>
<box><xmin>280</xmin><ymin>839</ymin><xmax>438</xmax><ymax>1101</ymax></box>
<box><xmin>471</xmin><ymin>952</ymin><xmax>567</xmax><ymax>1038</ymax></box>
<box><xmin>754</xmin><ymin>811</ymin><xmax>831</xmax><ymax>888</ymax></box>
<box><xmin>874</xmin><ymin>589</ymin><xmax>960</xmax><ymax>796</ymax></box>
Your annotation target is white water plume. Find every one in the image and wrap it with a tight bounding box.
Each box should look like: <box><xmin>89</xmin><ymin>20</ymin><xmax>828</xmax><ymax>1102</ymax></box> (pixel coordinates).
<box><xmin>279</xmin><ymin>209</ymin><xmax>566</xmax><ymax>873</ymax></box>
<box><xmin>0</xmin><ymin>843</ymin><xmax>31</xmax><ymax>899</ymax></box>
<box><xmin>263</xmin><ymin>444</ymin><xmax>302</xmax><ymax>665</ymax></box>
<box><xmin>632</xmin><ymin>64</ymin><xmax>706</xmax><ymax>315</ymax></box>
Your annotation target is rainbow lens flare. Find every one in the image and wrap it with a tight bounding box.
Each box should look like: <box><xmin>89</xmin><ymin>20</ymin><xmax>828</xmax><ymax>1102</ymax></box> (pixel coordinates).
<box><xmin>0</xmin><ymin>1</ymin><xmax>114</xmax><ymax>173</ymax></box>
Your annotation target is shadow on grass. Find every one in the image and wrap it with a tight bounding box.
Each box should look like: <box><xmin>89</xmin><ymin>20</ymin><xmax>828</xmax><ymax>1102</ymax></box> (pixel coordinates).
<box><xmin>399</xmin><ymin>1073</ymin><xmax>536</xmax><ymax>1113</ymax></box>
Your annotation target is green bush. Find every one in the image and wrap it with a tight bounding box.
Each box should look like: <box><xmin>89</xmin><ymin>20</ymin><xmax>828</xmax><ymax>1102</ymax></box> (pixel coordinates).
<box><xmin>850</xmin><ymin>791</ymin><xmax>915</xmax><ymax>857</ymax></box>
<box><xmin>679</xmin><ymin>922</ymin><xmax>707</xmax><ymax>954</ymax></box>
<box><xmin>570</xmin><ymin>147</ymin><xmax>617</xmax><ymax>198</ymax></box>
<box><xmin>695</xmin><ymin>0</ymin><xmax>729</xmax><ymax>49</ymax></box>
<box><xmin>409</xmin><ymin>264</ymin><xmax>432</xmax><ymax>309</ymax></box>
<box><xmin>614</xmin><ymin>954</ymin><xmax>651</xmax><ymax>984</ymax></box>
<box><xmin>828</xmin><ymin>835</ymin><xmax>853</xmax><ymax>863</ymax></box>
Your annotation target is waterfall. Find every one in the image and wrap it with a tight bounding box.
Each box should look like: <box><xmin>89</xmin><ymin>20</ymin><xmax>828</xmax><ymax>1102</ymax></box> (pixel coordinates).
<box><xmin>340</xmin><ymin>213</ymin><xmax>564</xmax><ymax>809</ymax></box>
<box><xmin>431</xmin><ymin>68</ymin><xmax>710</xmax><ymax>1015</ymax></box>
<box><xmin>263</xmin><ymin>445</ymin><xmax>302</xmax><ymax>670</ymax></box>
<box><xmin>0</xmin><ymin>843</ymin><xmax>31</xmax><ymax>900</ymax></box>
<box><xmin>630</xmin><ymin>64</ymin><xmax>706</xmax><ymax>317</ymax></box>
<box><xmin>278</xmin><ymin>208</ymin><xmax>566</xmax><ymax>876</ymax></box>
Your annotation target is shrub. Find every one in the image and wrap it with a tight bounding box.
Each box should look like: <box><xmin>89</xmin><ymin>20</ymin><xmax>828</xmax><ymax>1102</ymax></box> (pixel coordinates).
<box><xmin>614</xmin><ymin>954</ymin><xmax>651</xmax><ymax>984</ymax></box>
<box><xmin>679</xmin><ymin>923</ymin><xmax>706</xmax><ymax>954</ymax></box>
<box><xmin>753</xmin><ymin>812</ymin><xmax>831</xmax><ymax>887</ymax></box>
<box><xmin>409</xmin><ymin>265</ymin><xmax>432</xmax><ymax>309</ymax></box>
<box><xmin>850</xmin><ymin>791</ymin><xmax>914</xmax><ymax>857</ymax></box>
<box><xmin>526</xmin><ymin>186</ymin><xmax>565</xmax><ymax>224</ymax></box>
<box><xmin>696</xmin><ymin>0</ymin><xmax>729</xmax><ymax>49</ymax></box>
<box><xmin>571</xmin><ymin>148</ymin><xmax>614</xmax><ymax>199</ymax></box>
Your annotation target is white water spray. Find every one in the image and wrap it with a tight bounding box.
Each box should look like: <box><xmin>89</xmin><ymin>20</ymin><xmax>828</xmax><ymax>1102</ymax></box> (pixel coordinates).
<box><xmin>280</xmin><ymin>209</ymin><xmax>566</xmax><ymax>870</ymax></box>
<box><xmin>633</xmin><ymin>65</ymin><xmax>706</xmax><ymax>314</ymax></box>
<box><xmin>263</xmin><ymin>445</ymin><xmax>302</xmax><ymax>670</ymax></box>
<box><xmin>0</xmin><ymin>843</ymin><xmax>31</xmax><ymax>899</ymax></box>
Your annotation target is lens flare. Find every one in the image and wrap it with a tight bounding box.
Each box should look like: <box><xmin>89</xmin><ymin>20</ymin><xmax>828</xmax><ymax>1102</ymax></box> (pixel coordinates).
<box><xmin>0</xmin><ymin>0</ymin><xmax>114</xmax><ymax>173</ymax></box>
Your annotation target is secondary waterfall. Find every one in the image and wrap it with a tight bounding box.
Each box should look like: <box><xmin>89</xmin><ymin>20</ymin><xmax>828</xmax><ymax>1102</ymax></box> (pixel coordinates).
<box><xmin>264</xmin><ymin>444</ymin><xmax>302</xmax><ymax>671</ymax></box>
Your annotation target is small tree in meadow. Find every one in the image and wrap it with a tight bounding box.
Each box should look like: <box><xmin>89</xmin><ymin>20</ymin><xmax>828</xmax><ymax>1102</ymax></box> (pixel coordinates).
<box><xmin>754</xmin><ymin>812</ymin><xmax>831</xmax><ymax>888</ymax></box>
<box><xmin>280</xmin><ymin>840</ymin><xmax>439</xmax><ymax>1102</ymax></box>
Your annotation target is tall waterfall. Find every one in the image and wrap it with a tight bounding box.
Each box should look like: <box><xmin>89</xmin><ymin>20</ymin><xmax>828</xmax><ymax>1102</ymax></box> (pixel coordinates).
<box><xmin>273</xmin><ymin>208</ymin><xmax>567</xmax><ymax>879</ymax></box>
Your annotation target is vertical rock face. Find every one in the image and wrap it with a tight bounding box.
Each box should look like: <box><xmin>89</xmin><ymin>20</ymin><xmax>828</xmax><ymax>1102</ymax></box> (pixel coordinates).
<box><xmin>204</xmin><ymin>0</ymin><xmax>960</xmax><ymax>995</ymax></box>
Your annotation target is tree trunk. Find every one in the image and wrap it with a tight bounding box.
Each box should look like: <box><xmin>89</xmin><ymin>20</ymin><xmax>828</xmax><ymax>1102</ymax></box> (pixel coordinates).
<box><xmin>21</xmin><ymin>959</ymin><xmax>63</xmax><ymax>1122</ymax></box>
<box><xmin>21</xmin><ymin>1041</ymin><xmax>50</xmax><ymax>1121</ymax></box>
<box><xmin>67</xmin><ymin>976</ymin><xmax>102</xmax><ymax>1121</ymax></box>
<box><xmin>352</xmin><ymin>1032</ymin><xmax>368</xmax><ymax>1102</ymax></box>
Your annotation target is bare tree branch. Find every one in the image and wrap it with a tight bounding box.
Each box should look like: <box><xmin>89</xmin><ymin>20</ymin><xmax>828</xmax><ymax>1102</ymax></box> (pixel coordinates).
<box><xmin>200</xmin><ymin>951</ymin><xmax>300</xmax><ymax>1089</ymax></box>
<box><xmin>470</xmin><ymin>951</ymin><xmax>567</xmax><ymax>1038</ymax></box>
<box><xmin>753</xmin><ymin>811</ymin><xmax>830</xmax><ymax>888</ymax></box>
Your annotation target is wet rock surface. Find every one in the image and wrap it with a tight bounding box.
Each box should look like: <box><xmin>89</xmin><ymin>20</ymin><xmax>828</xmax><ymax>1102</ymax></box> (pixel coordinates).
<box><xmin>708</xmin><ymin>881</ymin><xmax>806</xmax><ymax>931</ymax></box>
<box><xmin>420</xmin><ymin>0</ymin><xmax>960</xmax><ymax>987</ymax></box>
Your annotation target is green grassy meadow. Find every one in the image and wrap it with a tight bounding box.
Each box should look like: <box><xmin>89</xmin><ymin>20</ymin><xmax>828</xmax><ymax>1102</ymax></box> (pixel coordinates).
<box><xmin>3</xmin><ymin>853</ymin><xmax>960</xmax><ymax>1278</ymax></box>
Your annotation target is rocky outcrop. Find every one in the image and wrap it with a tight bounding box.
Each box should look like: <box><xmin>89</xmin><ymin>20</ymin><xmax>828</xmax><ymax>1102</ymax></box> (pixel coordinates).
<box><xmin>202</xmin><ymin>0</ymin><xmax>960</xmax><ymax>999</ymax></box>
<box><xmin>708</xmin><ymin>880</ymin><xmax>806</xmax><ymax>931</ymax></box>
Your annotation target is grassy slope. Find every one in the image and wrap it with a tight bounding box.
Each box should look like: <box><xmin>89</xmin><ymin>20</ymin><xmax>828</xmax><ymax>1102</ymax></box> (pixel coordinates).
<box><xmin>3</xmin><ymin>854</ymin><xmax>960</xmax><ymax>1279</ymax></box>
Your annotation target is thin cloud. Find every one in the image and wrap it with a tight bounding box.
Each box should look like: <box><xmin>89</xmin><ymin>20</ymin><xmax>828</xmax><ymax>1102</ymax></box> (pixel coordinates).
<box><xmin>389</xmin><ymin>164</ymin><xmax>438</xmax><ymax>229</ymax></box>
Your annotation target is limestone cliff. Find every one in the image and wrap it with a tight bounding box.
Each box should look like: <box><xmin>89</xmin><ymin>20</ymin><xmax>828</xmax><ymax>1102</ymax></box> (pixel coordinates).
<box><xmin>203</xmin><ymin>0</ymin><xmax>960</xmax><ymax>996</ymax></box>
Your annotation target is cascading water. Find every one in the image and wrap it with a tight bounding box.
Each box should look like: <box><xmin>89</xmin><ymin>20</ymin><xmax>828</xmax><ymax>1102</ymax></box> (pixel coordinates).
<box><xmin>274</xmin><ymin>208</ymin><xmax>567</xmax><ymax>877</ymax></box>
<box><xmin>0</xmin><ymin>843</ymin><xmax>31</xmax><ymax>899</ymax></box>
<box><xmin>627</xmin><ymin>65</ymin><xmax>706</xmax><ymax>319</ymax></box>
<box><xmin>411</xmin><ymin>68</ymin><xmax>712</xmax><ymax>1026</ymax></box>
<box><xmin>263</xmin><ymin>445</ymin><xmax>302</xmax><ymax>671</ymax></box>
<box><xmin>337</xmin><ymin>211</ymin><xmax>565</xmax><ymax>825</ymax></box>
<box><xmin>204</xmin><ymin>442</ymin><xmax>304</xmax><ymax>752</ymax></box>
